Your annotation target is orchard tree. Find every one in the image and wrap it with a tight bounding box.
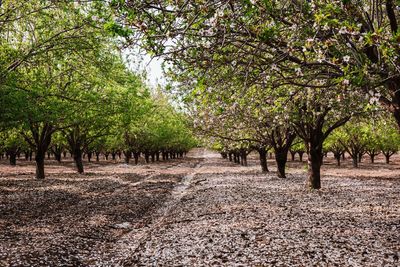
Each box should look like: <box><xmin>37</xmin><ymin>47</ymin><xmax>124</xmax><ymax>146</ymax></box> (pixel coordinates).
<box><xmin>110</xmin><ymin>0</ymin><xmax>374</xmax><ymax>189</ymax></box>
<box><xmin>376</xmin><ymin>117</ymin><xmax>400</xmax><ymax>163</ymax></box>
<box><xmin>111</xmin><ymin>0</ymin><xmax>400</xmax><ymax>132</ymax></box>
<box><xmin>339</xmin><ymin>120</ymin><xmax>369</xmax><ymax>168</ymax></box>
<box><xmin>324</xmin><ymin>130</ymin><xmax>346</xmax><ymax>166</ymax></box>
<box><xmin>0</xmin><ymin>129</ymin><xmax>28</xmax><ymax>165</ymax></box>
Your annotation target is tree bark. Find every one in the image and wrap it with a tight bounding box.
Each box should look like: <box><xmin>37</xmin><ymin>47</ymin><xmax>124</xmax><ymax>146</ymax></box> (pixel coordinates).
<box><xmin>352</xmin><ymin>155</ymin><xmax>358</xmax><ymax>168</ymax></box>
<box><xmin>290</xmin><ymin>151</ymin><xmax>296</xmax><ymax>161</ymax></box>
<box><xmin>35</xmin><ymin>151</ymin><xmax>45</xmax><ymax>180</ymax></box>
<box><xmin>9</xmin><ymin>152</ymin><xmax>17</xmax><ymax>166</ymax></box>
<box><xmin>124</xmin><ymin>150</ymin><xmax>131</xmax><ymax>164</ymax></box>
<box><xmin>73</xmin><ymin>148</ymin><xmax>84</xmax><ymax>173</ymax></box>
<box><xmin>258</xmin><ymin>147</ymin><xmax>269</xmax><ymax>173</ymax></box>
<box><xmin>307</xmin><ymin>147</ymin><xmax>322</xmax><ymax>189</ymax></box>
<box><xmin>134</xmin><ymin>152</ymin><xmax>139</xmax><ymax>165</ymax></box>
<box><xmin>333</xmin><ymin>152</ymin><xmax>341</xmax><ymax>166</ymax></box>
<box><xmin>298</xmin><ymin>151</ymin><xmax>304</xmax><ymax>162</ymax></box>
<box><xmin>275</xmin><ymin>149</ymin><xmax>288</xmax><ymax>178</ymax></box>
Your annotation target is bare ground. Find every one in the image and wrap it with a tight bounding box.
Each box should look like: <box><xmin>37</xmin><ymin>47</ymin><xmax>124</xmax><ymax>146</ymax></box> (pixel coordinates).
<box><xmin>0</xmin><ymin>149</ymin><xmax>399</xmax><ymax>266</ymax></box>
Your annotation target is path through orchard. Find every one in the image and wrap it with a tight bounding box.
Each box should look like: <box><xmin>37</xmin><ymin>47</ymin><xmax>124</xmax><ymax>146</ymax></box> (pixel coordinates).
<box><xmin>0</xmin><ymin>148</ymin><xmax>399</xmax><ymax>266</ymax></box>
<box><xmin>115</xmin><ymin>149</ymin><xmax>399</xmax><ymax>266</ymax></box>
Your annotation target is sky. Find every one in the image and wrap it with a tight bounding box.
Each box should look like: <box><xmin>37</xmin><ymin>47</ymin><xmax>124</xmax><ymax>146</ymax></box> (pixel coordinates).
<box><xmin>123</xmin><ymin>48</ymin><xmax>166</xmax><ymax>88</ymax></box>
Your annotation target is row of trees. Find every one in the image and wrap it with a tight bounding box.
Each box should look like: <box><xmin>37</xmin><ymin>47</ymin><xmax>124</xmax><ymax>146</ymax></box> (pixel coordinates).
<box><xmin>325</xmin><ymin>116</ymin><xmax>400</xmax><ymax>166</ymax></box>
<box><xmin>211</xmin><ymin>114</ymin><xmax>400</xmax><ymax>174</ymax></box>
<box><xmin>109</xmin><ymin>0</ymin><xmax>400</xmax><ymax>189</ymax></box>
<box><xmin>0</xmin><ymin>1</ymin><xmax>196</xmax><ymax>179</ymax></box>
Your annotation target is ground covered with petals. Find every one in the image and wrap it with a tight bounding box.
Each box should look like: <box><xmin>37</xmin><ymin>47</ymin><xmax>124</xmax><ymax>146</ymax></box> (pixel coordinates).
<box><xmin>0</xmin><ymin>150</ymin><xmax>399</xmax><ymax>266</ymax></box>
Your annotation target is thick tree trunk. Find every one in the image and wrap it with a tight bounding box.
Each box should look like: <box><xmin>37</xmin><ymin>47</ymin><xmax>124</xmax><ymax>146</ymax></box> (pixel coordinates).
<box><xmin>63</xmin><ymin>151</ymin><xmax>67</xmax><ymax>158</ymax></box>
<box><xmin>151</xmin><ymin>153</ymin><xmax>155</xmax><ymax>162</ymax></box>
<box><xmin>35</xmin><ymin>151</ymin><xmax>46</xmax><ymax>180</ymax></box>
<box><xmin>9</xmin><ymin>152</ymin><xmax>17</xmax><ymax>166</ymax></box>
<box><xmin>258</xmin><ymin>148</ymin><xmax>269</xmax><ymax>173</ymax></box>
<box><xmin>275</xmin><ymin>149</ymin><xmax>288</xmax><ymax>178</ymax></box>
<box><xmin>307</xmin><ymin>147</ymin><xmax>323</xmax><ymax>189</ymax></box>
<box><xmin>156</xmin><ymin>152</ymin><xmax>160</xmax><ymax>161</ymax></box>
<box><xmin>96</xmin><ymin>152</ymin><xmax>100</xmax><ymax>162</ymax></box>
<box><xmin>228</xmin><ymin>153</ymin><xmax>233</xmax><ymax>162</ymax></box>
<box><xmin>73</xmin><ymin>148</ymin><xmax>84</xmax><ymax>173</ymax></box>
<box><xmin>370</xmin><ymin>154</ymin><xmax>375</xmax><ymax>163</ymax></box>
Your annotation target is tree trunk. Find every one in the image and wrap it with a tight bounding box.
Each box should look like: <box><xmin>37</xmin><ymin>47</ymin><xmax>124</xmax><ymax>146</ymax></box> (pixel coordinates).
<box><xmin>134</xmin><ymin>153</ymin><xmax>139</xmax><ymax>165</ymax></box>
<box><xmin>74</xmin><ymin>148</ymin><xmax>84</xmax><ymax>173</ymax></box>
<box><xmin>9</xmin><ymin>152</ymin><xmax>17</xmax><ymax>166</ymax></box>
<box><xmin>307</xmin><ymin>147</ymin><xmax>323</xmax><ymax>189</ymax></box>
<box><xmin>156</xmin><ymin>152</ymin><xmax>160</xmax><ymax>161</ymax></box>
<box><xmin>87</xmin><ymin>152</ymin><xmax>92</xmax><ymax>162</ymax></box>
<box><xmin>258</xmin><ymin>148</ymin><xmax>269</xmax><ymax>173</ymax></box>
<box><xmin>370</xmin><ymin>154</ymin><xmax>375</xmax><ymax>163</ymax></box>
<box><xmin>275</xmin><ymin>149</ymin><xmax>288</xmax><ymax>178</ymax></box>
<box><xmin>290</xmin><ymin>151</ymin><xmax>296</xmax><ymax>161</ymax></box>
<box><xmin>63</xmin><ymin>151</ymin><xmax>67</xmax><ymax>158</ymax></box>
<box><xmin>352</xmin><ymin>155</ymin><xmax>358</xmax><ymax>168</ymax></box>
<box><xmin>228</xmin><ymin>153</ymin><xmax>232</xmax><ymax>161</ymax></box>
<box><xmin>145</xmin><ymin>153</ymin><xmax>150</xmax><ymax>163</ymax></box>
<box><xmin>151</xmin><ymin>153</ymin><xmax>155</xmax><ymax>162</ymax></box>
<box><xmin>35</xmin><ymin>151</ymin><xmax>46</xmax><ymax>180</ymax></box>
<box><xmin>54</xmin><ymin>152</ymin><xmax>62</xmax><ymax>163</ymax></box>
<box><xmin>334</xmin><ymin>152</ymin><xmax>341</xmax><ymax>166</ymax></box>
<box><xmin>124</xmin><ymin>150</ymin><xmax>131</xmax><ymax>164</ymax></box>
<box><xmin>95</xmin><ymin>152</ymin><xmax>100</xmax><ymax>162</ymax></box>
<box><xmin>384</xmin><ymin>153</ymin><xmax>390</xmax><ymax>164</ymax></box>
<box><xmin>298</xmin><ymin>151</ymin><xmax>304</xmax><ymax>162</ymax></box>
<box><xmin>358</xmin><ymin>152</ymin><xmax>363</xmax><ymax>163</ymax></box>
